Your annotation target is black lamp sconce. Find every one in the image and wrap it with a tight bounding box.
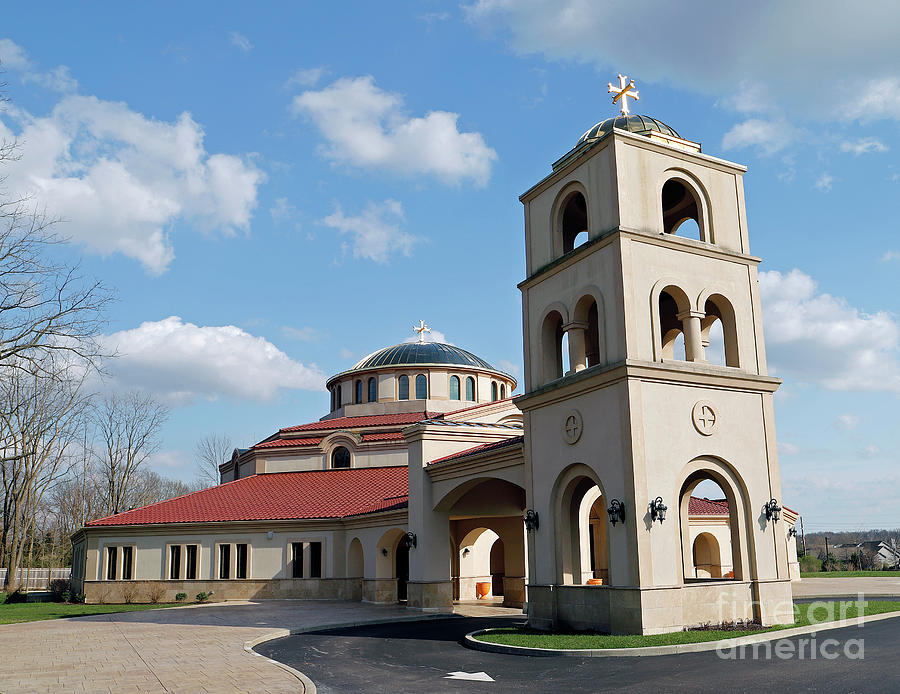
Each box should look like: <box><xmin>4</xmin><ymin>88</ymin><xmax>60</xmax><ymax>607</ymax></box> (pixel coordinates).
<box><xmin>524</xmin><ymin>509</ymin><xmax>540</xmax><ymax>532</ymax></box>
<box><xmin>404</xmin><ymin>531</ymin><xmax>417</xmax><ymax>549</ymax></box>
<box><xmin>649</xmin><ymin>496</ymin><xmax>667</xmax><ymax>524</ymax></box>
<box><xmin>787</xmin><ymin>526</ymin><xmax>797</xmax><ymax>539</ymax></box>
<box><xmin>381</xmin><ymin>547</ymin><xmax>389</xmax><ymax>557</ymax></box>
<box><xmin>763</xmin><ymin>499</ymin><xmax>782</xmax><ymax>523</ymax></box>
<box><xmin>606</xmin><ymin>499</ymin><xmax>626</xmax><ymax>526</ymax></box>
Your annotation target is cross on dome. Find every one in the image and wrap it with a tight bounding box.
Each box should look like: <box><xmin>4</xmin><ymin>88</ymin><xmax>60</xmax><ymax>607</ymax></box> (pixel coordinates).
<box><xmin>413</xmin><ymin>319</ymin><xmax>431</xmax><ymax>343</ymax></box>
<box><xmin>608</xmin><ymin>74</ymin><xmax>640</xmax><ymax>116</ymax></box>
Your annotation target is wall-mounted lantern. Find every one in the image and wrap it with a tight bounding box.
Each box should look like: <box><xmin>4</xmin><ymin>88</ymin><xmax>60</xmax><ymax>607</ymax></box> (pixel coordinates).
<box><xmin>606</xmin><ymin>499</ymin><xmax>626</xmax><ymax>526</ymax></box>
<box><xmin>524</xmin><ymin>509</ymin><xmax>540</xmax><ymax>532</ymax></box>
<box><xmin>381</xmin><ymin>547</ymin><xmax>389</xmax><ymax>557</ymax></box>
<box><xmin>649</xmin><ymin>496</ymin><xmax>667</xmax><ymax>524</ymax></box>
<box><xmin>404</xmin><ymin>531</ymin><xmax>417</xmax><ymax>549</ymax></box>
<box><xmin>787</xmin><ymin>527</ymin><xmax>797</xmax><ymax>539</ymax></box>
<box><xmin>763</xmin><ymin>499</ymin><xmax>782</xmax><ymax>523</ymax></box>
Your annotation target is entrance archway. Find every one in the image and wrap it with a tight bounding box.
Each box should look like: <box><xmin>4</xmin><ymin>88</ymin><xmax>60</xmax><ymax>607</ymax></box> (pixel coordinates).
<box><xmin>692</xmin><ymin>532</ymin><xmax>722</xmax><ymax>578</ymax></box>
<box><xmin>554</xmin><ymin>466</ymin><xmax>610</xmax><ymax>585</ymax></box>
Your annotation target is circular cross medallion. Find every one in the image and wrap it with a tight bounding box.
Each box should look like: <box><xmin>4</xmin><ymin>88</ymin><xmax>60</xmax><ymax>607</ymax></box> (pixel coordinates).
<box><xmin>563</xmin><ymin>410</ymin><xmax>583</xmax><ymax>445</ymax></box>
<box><xmin>692</xmin><ymin>401</ymin><xmax>718</xmax><ymax>436</ymax></box>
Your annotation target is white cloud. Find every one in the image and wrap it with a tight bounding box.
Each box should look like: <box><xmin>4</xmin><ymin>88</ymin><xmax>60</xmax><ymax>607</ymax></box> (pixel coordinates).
<box><xmin>721</xmin><ymin>118</ymin><xmax>797</xmax><ymax>155</ymax></box>
<box><xmin>496</xmin><ymin>358</ymin><xmax>521</xmax><ymax>379</ymax></box>
<box><xmin>464</xmin><ymin>2</ymin><xmax>900</xmax><ymax>123</ymax></box>
<box><xmin>834</xmin><ymin>414</ymin><xmax>859</xmax><ymax>430</ymax></box>
<box><xmin>322</xmin><ymin>199</ymin><xmax>417</xmax><ymax>263</ymax></box>
<box><xmin>840</xmin><ymin>138</ymin><xmax>888</xmax><ymax>155</ymax></box>
<box><xmin>99</xmin><ymin>316</ymin><xmax>325</xmax><ymax>405</ymax></box>
<box><xmin>291</xmin><ymin>75</ymin><xmax>497</xmax><ymax>185</ymax></box>
<box><xmin>862</xmin><ymin>444</ymin><xmax>881</xmax><ymax>458</ymax></box>
<box><xmin>420</xmin><ymin>11</ymin><xmax>451</xmax><ymax>24</ymax></box>
<box><xmin>285</xmin><ymin>66</ymin><xmax>329</xmax><ymax>89</ymax></box>
<box><xmin>0</xmin><ymin>93</ymin><xmax>264</xmax><ymax>274</ymax></box>
<box><xmin>0</xmin><ymin>38</ymin><xmax>77</xmax><ymax>92</ymax></box>
<box><xmin>759</xmin><ymin>269</ymin><xmax>900</xmax><ymax>393</ymax></box>
<box><xmin>270</xmin><ymin>197</ymin><xmax>297</xmax><ymax>224</ymax></box>
<box><xmin>778</xmin><ymin>442</ymin><xmax>800</xmax><ymax>456</ymax></box>
<box><xmin>229</xmin><ymin>31</ymin><xmax>253</xmax><ymax>52</ymax></box>
<box><xmin>814</xmin><ymin>173</ymin><xmax>834</xmax><ymax>192</ymax></box>
<box><xmin>402</xmin><ymin>328</ymin><xmax>450</xmax><ymax>345</ymax></box>
<box><xmin>880</xmin><ymin>250</ymin><xmax>900</xmax><ymax>262</ymax></box>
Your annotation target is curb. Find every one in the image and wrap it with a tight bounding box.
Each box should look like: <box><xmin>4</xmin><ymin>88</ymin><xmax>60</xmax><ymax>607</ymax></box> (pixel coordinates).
<box><xmin>244</xmin><ymin>612</ymin><xmax>460</xmax><ymax>693</ymax></box>
<box><xmin>464</xmin><ymin>609</ymin><xmax>900</xmax><ymax>658</ymax></box>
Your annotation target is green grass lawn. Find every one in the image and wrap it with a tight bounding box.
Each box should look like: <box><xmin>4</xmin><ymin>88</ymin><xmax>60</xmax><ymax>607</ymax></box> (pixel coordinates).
<box><xmin>800</xmin><ymin>570</ymin><xmax>900</xmax><ymax>578</ymax></box>
<box><xmin>473</xmin><ymin>600</ymin><xmax>900</xmax><ymax>650</ymax></box>
<box><xmin>0</xmin><ymin>593</ymin><xmax>184</xmax><ymax>625</ymax></box>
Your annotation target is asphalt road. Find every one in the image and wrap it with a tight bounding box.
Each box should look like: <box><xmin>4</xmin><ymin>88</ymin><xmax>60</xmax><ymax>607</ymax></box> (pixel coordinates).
<box><xmin>256</xmin><ymin>615</ymin><xmax>899</xmax><ymax>693</ymax></box>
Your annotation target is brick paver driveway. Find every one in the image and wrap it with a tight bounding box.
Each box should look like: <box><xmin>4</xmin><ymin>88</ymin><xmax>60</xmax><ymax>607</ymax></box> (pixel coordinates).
<box><xmin>0</xmin><ymin>600</ymin><xmax>436</xmax><ymax>694</ymax></box>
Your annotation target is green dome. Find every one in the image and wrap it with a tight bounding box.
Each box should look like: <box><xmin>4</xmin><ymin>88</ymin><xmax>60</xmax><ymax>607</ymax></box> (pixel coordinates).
<box><xmin>577</xmin><ymin>115</ymin><xmax>680</xmax><ymax>146</ymax></box>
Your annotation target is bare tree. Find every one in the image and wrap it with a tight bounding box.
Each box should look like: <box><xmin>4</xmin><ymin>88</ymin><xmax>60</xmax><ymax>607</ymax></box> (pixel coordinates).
<box><xmin>0</xmin><ymin>357</ymin><xmax>89</xmax><ymax>591</ymax></box>
<box><xmin>93</xmin><ymin>392</ymin><xmax>168</xmax><ymax>516</ymax></box>
<box><xmin>194</xmin><ymin>433</ymin><xmax>232</xmax><ymax>488</ymax></box>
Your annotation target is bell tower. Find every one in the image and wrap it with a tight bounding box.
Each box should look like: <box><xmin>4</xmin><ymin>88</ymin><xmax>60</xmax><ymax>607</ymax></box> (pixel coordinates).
<box><xmin>518</xmin><ymin>77</ymin><xmax>794</xmax><ymax>635</ymax></box>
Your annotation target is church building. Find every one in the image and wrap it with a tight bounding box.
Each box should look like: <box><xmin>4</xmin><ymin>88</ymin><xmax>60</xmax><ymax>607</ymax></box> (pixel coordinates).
<box><xmin>72</xmin><ymin>79</ymin><xmax>800</xmax><ymax>634</ymax></box>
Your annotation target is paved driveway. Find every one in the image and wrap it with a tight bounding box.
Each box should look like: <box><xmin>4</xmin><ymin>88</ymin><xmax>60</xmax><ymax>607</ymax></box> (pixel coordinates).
<box><xmin>0</xmin><ymin>600</ymin><xmax>435</xmax><ymax>694</ymax></box>
<box><xmin>793</xmin><ymin>576</ymin><xmax>900</xmax><ymax>599</ymax></box>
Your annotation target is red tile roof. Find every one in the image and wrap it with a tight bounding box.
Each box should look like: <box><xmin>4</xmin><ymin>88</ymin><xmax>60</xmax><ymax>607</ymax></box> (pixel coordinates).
<box><xmin>428</xmin><ymin>436</ymin><xmax>524</xmax><ymax>466</ymax></box>
<box><xmin>254</xmin><ymin>437</ymin><xmax>322</xmax><ymax>449</ymax></box>
<box><xmin>442</xmin><ymin>397</ymin><xmax>516</xmax><ymax>418</ymax></box>
<box><xmin>361</xmin><ymin>432</ymin><xmax>406</xmax><ymax>442</ymax></box>
<box><xmin>86</xmin><ymin>467</ymin><xmax>409</xmax><ymax>527</ymax></box>
<box><xmin>279</xmin><ymin>412</ymin><xmax>431</xmax><ymax>433</ymax></box>
<box><xmin>688</xmin><ymin>497</ymin><xmax>729</xmax><ymax>515</ymax></box>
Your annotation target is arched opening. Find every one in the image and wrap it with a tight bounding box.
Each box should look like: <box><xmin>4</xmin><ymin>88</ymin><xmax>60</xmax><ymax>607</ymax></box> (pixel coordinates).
<box><xmin>702</xmin><ymin>294</ymin><xmax>740</xmax><ymax>368</ymax></box>
<box><xmin>541</xmin><ymin>310</ymin><xmax>565</xmax><ymax>383</ymax></box>
<box><xmin>347</xmin><ymin>538</ymin><xmax>364</xmax><ymax>578</ymax></box>
<box><xmin>679</xmin><ymin>474</ymin><xmax>739</xmax><ymax>581</ymax></box>
<box><xmin>415</xmin><ymin>373</ymin><xmax>428</xmax><ymax>399</ymax></box>
<box><xmin>331</xmin><ymin>446</ymin><xmax>351</xmax><ymax>469</ymax></box>
<box><xmin>450</xmin><ymin>375</ymin><xmax>460</xmax><ymax>400</ymax></box>
<box><xmin>572</xmin><ymin>294</ymin><xmax>602</xmax><ymax>370</ymax></box>
<box><xmin>398</xmin><ymin>374</ymin><xmax>409</xmax><ymax>400</ymax></box>
<box><xmin>561</xmin><ymin>332</ymin><xmax>571</xmax><ymax>375</ymax></box>
<box><xmin>500</xmin><ymin>383</ymin><xmax>506</xmax><ymax>399</ymax></box>
<box><xmin>659</xmin><ymin>290</ymin><xmax>686</xmax><ymax>361</ymax></box>
<box><xmin>692</xmin><ymin>533</ymin><xmax>722</xmax><ymax>579</ymax></box>
<box><xmin>491</xmin><ymin>381</ymin><xmax>498</xmax><ymax>402</ymax></box>
<box><xmin>560</xmin><ymin>191</ymin><xmax>588</xmax><ymax>253</ymax></box>
<box><xmin>490</xmin><ymin>537</ymin><xmax>505</xmax><ymax>596</ymax></box>
<box><xmin>367</xmin><ymin>377</ymin><xmax>377</xmax><ymax>403</ymax></box>
<box><xmin>354</xmin><ymin>379</ymin><xmax>363</xmax><ymax>404</ymax></box>
<box><xmin>456</xmin><ymin>527</ymin><xmax>500</xmax><ymax>600</ymax></box>
<box><xmin>375</xmin><ymin>528</ymin><xmax>408</xmax><ymax>603</ymax></box>
<box><xmin>465</xmin><ymin>376</ymin><xmax>475</xmax><ymax>401</ymax></box>
<box><xmin>396</xmin><ymin>540</ymin><xmax>409</xmax><ymax>602</ymax></box>
<box><xmin>662</xmin><ymin>178</ymin><xmax>703</xmax><ymax>240</ymax></box>
<box><xmin>555</xmin><ymin>470</ymin><xmax>610</xmax><ymax>586</ymax></box>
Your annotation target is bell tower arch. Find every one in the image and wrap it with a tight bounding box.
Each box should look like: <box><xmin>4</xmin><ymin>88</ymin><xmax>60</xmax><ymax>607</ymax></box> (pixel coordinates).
<box><xmin>518</xmin><ymin>79</ymin><xmax>793</xmax><ymax>635</ymax></box>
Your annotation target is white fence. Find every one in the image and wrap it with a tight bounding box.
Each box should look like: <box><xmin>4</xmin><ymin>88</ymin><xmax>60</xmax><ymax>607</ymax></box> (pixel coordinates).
<box><xmin>0</xmin><ymin>568</ymin><xmax>71</xmax><ymax>590</ymax></box>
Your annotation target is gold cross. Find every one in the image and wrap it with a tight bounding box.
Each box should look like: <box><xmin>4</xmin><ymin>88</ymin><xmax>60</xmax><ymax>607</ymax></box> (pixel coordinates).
<box><xmin>413</xmin><ymin>319</ymin><xmax>431</xmax><ymax>343</ymax></box>
<box><xmin>608</xmin><ymin>74</ymin><xmax>639</xmax><ymax>116</ymax></box>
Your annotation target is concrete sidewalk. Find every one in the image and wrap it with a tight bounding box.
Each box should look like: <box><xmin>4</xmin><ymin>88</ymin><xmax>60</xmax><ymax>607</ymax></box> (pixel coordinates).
<box><xmin>0</xmin><ymin>600</ymin><xmax>466</xmax><ymax>694</ymax></box>
<box><xmin>792</xmin><ymin>576</ymin><xmax>900</xmax><ymax>599</ymax></box>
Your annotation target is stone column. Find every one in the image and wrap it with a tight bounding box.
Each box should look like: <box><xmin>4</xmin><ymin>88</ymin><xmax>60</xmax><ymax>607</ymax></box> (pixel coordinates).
<box><xmin>677</xmin><ymin>310</ymin><xmax>706</xmax><ymax>363</ymax></box>
<box><xmin>563</xmin><ymin>321</ymin><xmax>588</xmax><ymax>374</ymax></box>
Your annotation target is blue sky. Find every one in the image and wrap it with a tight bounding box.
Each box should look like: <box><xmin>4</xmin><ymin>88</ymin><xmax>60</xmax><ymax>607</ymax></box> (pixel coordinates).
<box><xmin>2</xmin><ymin>2</ymin><xmax>899</xmax><ymax>531</ymax></box>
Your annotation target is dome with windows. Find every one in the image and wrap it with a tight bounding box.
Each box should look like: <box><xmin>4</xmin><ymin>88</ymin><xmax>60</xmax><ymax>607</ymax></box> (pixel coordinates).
<box><xmin>576</xmin><ymin>115</ymin><xmax>680</xmax><ymax>147</ymax></box>
<box><xmin>352</xmin><ymin>342</ymin><xmax>499</xmax><ymax>372</ymax></box>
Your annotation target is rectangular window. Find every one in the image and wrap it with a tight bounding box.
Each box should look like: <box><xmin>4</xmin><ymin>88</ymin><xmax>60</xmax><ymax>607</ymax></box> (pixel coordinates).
<box><xmin>235</xmin><ymin>543</ymin><xmax>248</xmax><ymax>579</ymax></box>
<box><xmin>291</xmin><ymin>542</ymin><xmax>304</xmax><ymax>578</ymax></box>
<box><xmin>309</xmin><ymin>542</ymin><xmax>322</xmax><ymax>578</ymax></box>
<box><xmin>122</xmin><ymin>546</ymin><xmax>133</xmax><ymax>580</ymax></box>
<box><xmin>219</xmin><ymin>544</ymin><xmax>231</xmax><ymax>579</ymax></box>
<box><xmin>169</xmin><ymin>545</ymin><xmax>181</xmax><ymax>580</ymax></box>
<box><xmin>185</xmin><ymin>545</ymin><xmax>198</xmax><ymax>580</ymax></box>
<box><xmin>106</xmin><ymin>546</ymin><xmax>118</xmax><ymax>580</ymax></box>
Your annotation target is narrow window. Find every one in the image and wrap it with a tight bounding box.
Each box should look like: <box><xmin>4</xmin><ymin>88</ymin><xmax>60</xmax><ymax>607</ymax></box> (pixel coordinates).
<box><xmin>662</xmin><ymin>179</ymin><xmax>702</xmax><ymax>240</ymax></box>
<box><xmin>185</xmin><ymin>545</ymin><xmax>198</xmax><ymax>580</ymax></box>
<box><xmin>415</xmin><ymin>373</ymin><xmax>427</xmax><ymax>399</ymax></box>
<box><xmin>500</xmin><ymin>384</ymin><xmax>506</xmax><ymax>399</ymax></box>
<box><xmin>235</xmin><ymin>543</ymin><xmax>248</xmax><ymax>579</ymax></box>
<box><xmin>398</xmin><ymin>374</ymin><xmax>409</xmax><ymax>400</ymax></box>
<box><xmin>331</xmin><ymin>446</ymin><xmax>351</xmax><ymax>469</ymax></box>
<box><xmin>121</xmin><ymin>546</ymin><xmax>133</xmax><ymax>581</ymax></box>
<box><xmin>355</xmin><ymin>379</ymin><xmax>363</xmax><ymax>404</ymax></box>
<box><xmin>367</xmin><ymin>377</ymin><xmax>377</xmax><ymax>403</ymax></box>
<box><xmin>169</xmin><ymin>545</ymin><xmax>181</xmax><ymax>580</ymax></box>
<box><xmin>310</xmin><ymin>542</ymin><xmax>323</xmax><ymax>578</ymax></box>
<box><xmin>560</xmin><ymin>191</ymin><xmax>588</xmax><ymax>253</ymax></box>
<box><xmin>219</xmin><ymin>544</ymin><xmax>231</xmax><ymax>579</ymax></box>
<box><xmin>491</xmin><ymin>381</ymin><xmax>498</xmax><ymax>401</ymax></box>
<box><xmin>465</xmin><ymin>376</ymin><xmax>475</xmax><ymax>401</ymax></box>
<box><xmin>106</xmin><ymin>547</ymin><xmax>117</xmax><ymax>580</ymax></box>
<box><xmin>291</xmin><ymin>542</ymin><xmax>304</xmax><ymax>578</ymax></box>
<box><xmin>449</xmin><ymin>375</ymin><xmax>460</xmax><ymax>400</ymax></box>
<box><xmin>335</xmin><ymin>384</ymin><xmax>342</xmax><ymax>408</ymax></box>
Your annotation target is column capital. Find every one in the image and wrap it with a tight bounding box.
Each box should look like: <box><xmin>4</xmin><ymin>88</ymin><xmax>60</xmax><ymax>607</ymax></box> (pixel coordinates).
<box><xmin>562</xmin><ymin>321</ymin><xmax>589</xmax><ymax>332</ymax></box>
<box><xmin>676</xmin><ymin>309</ymin><xmax>705</xmax><ymax>321</ymax></box>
